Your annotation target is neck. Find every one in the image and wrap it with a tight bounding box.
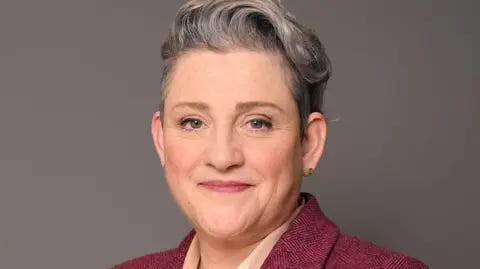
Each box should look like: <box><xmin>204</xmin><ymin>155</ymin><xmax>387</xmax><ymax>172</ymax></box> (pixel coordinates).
<box><xmin>196</xmin><ymin>203</ymin><xmax>300</xmax><ymax>269</ymax></box>
<box><xmin>194</xmin><ymin>193</ymin><xmax>302</xmax><ymax>269</ymax></box>
<box><xmin>196</xmin><ymin>233</ymin><xmax>261</xmax><ymax>269</ymax></box>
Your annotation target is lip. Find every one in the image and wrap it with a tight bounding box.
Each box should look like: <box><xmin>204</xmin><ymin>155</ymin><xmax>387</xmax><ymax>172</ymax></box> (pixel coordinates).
<box><xmin>198</xmin><ymin>180</ymin><xmax>253</xmax><ymax>193</ymax></box>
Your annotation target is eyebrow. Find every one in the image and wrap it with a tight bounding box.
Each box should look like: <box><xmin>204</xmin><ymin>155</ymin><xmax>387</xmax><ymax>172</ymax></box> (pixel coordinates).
<box><xmin>172</xmin><ymin>102</ymin><xmax>210</xmax><ymax>111</ymax></box>
<box><xmin>235</xmin><ymin>101</ymin><xmax>284</xmax><ymax>113</ymax></box>
<box><xmin>172</xmin><ymin>101</ymin><xmax>284</xmax><ymax>113</ymax></box>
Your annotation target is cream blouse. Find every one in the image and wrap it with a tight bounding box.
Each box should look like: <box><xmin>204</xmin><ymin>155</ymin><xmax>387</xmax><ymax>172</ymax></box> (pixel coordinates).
<box><xmin>182</xmin><ymin>199</ymin><xmax>304</xmax><ymax>269</ymax></box>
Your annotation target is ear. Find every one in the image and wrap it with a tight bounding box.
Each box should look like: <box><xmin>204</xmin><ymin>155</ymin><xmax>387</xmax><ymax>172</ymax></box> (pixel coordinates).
<box><xmin>151</xmin><ymin>111</ymin><xmax>166</xmax><ymax>167</ymax></box>
<box><xmin>302</xmin><ymin>112</ymin><xmax>327</xmax><ymax>176</ymax></box>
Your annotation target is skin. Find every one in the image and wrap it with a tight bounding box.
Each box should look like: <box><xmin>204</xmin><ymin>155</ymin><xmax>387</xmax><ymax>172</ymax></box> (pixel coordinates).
<box><xmin>151</xmin><ymin>49</ymin><xmax>327</xmax><ymax>269</ymax></box>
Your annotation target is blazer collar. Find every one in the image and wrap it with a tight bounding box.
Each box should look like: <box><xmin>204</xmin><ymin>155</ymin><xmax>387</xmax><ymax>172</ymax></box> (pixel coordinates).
<box><xmin>260</xmin><ymin>193</ymin><xmax>340</xmax><ymax>268</ymax></box>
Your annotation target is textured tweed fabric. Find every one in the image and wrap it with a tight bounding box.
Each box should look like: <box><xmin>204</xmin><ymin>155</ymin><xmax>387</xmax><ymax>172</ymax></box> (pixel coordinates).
<box><xmin>113</xmin><ymin>193</ymin><xmax>429</xmax><ymax>269</ymax></box>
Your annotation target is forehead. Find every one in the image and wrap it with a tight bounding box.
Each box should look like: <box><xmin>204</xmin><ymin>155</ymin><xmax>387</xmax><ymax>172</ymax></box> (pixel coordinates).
<box><xmin>164</xmin><ymin>49</ymin><xmax>294</xmax><ymax>107</ymax></box>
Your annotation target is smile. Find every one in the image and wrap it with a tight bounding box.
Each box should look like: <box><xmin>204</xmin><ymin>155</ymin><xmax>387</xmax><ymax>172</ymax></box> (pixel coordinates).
<box><xmin>198</xmin><ymin>180</ymin><xmax>253</xmax><ymax>193</ymax></box>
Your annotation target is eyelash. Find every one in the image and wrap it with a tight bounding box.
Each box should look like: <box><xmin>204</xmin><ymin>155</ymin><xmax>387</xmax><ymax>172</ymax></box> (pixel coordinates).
<box><xmin>178</xmin><ymin>117</ymin><xmax>273</xmax><ymax>132</ymax></box>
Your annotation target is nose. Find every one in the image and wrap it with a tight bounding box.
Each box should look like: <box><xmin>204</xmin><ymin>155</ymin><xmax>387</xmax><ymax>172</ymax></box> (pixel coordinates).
<box><xmin>204</xmin><ymin>127</ymin><xmax>245</xmax><ymax>172</ymax></box>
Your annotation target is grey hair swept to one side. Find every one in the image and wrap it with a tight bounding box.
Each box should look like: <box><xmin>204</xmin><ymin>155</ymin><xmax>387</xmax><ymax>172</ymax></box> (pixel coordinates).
<box><xmin>159</xmin><ymin>0</ymin><xmax>331</xmax><ymax>135</ymax></box>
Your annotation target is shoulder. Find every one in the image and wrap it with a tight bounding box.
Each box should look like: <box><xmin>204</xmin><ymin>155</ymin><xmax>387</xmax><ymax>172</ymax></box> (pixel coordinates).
<box><xmin>111</xmin><ymin>248</ymin><xmax>181</xmax><ymax>269</ymax></box>
<box><xmin>326</xmin><ymin>233</ymin><xmax>429</xmax><ymax>269</ymax></box>
<box><xmin>111</xmin><ymin>230</ymin><xmax>195</xmax><ymax>269</ymax></box>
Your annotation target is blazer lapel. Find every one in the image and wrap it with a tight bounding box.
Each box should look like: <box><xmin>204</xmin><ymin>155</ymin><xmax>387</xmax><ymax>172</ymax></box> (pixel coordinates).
<box><xmin>169</xmin><ymin>230</ymin><xmax>196</xmax><ymax>269</ymax></box>
<box><xmin>261</xmin><ymin>193</ymin><xmax>340</xmax><ymax>269</ymax></box>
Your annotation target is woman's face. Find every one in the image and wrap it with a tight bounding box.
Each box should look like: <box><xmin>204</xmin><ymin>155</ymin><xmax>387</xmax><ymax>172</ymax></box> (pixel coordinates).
<box><xmin>152</xmin><ymin>50</ymin><xmax>316</xmax><ymax>241</ymax></box>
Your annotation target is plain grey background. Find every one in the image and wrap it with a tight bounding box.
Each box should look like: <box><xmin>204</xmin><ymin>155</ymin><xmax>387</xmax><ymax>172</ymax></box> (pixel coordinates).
<box><xmin>0</xmin><ymin>0</ymin><xmax>478</xmax><ymax>268</ymax></box>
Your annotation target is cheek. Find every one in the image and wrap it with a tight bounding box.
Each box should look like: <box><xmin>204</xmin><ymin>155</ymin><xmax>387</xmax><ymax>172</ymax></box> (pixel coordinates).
<box><xmin>245</xmin><ymin>135</ymin><xmax>302</xmax><ymax>182</ymax></box>
<box><xmin>163</xmin><ymin>135</ymin><xmax>202</xmax><ymax>177</ymax></box>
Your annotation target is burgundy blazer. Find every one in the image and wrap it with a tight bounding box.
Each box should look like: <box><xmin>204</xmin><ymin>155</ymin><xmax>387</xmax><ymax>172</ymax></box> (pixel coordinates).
<box><xmin>113</xmin><ymin>193</ymin><xmax>428</xmax><ymax>269</ymax></box>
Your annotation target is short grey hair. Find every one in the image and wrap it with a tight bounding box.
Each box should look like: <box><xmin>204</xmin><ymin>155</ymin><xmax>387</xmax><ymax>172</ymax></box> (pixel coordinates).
<box><xmin>159</xmin><ymin>0</ymin><xmax>331</xmax><ymax>135</ymax></box>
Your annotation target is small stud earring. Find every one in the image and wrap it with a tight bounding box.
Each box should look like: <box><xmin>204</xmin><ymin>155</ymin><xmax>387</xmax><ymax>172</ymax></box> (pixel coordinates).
<box><xmin>307</xmin><ymin>168</ymin><xmax>314</xmax><ymax>176</ymax></box>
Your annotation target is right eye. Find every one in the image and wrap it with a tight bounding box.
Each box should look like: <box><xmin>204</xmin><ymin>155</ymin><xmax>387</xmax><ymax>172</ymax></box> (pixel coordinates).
<box><xmin>180</xmin><ymin>118</ymin><xmax>204</xmax><ymax>130</ymax></box>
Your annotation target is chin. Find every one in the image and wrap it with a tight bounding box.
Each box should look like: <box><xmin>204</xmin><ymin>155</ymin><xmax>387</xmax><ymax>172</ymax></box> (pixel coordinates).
<box><xmin>195</xmin><ymin>208</ymin><xmax>254</xmax><ymax>240</ymax></box>
<box><xmin>203</xmin><ymin>222</ymin><xmax>249</xmax><ymax>240</ymax></box>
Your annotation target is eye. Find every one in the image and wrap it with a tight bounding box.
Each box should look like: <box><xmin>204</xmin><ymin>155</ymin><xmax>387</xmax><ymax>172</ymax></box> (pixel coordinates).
<box><xmin>180</xmin><ymin>118</ymin><xmax>204</xmax><ymax>130</ymax></box>
<box><xmin>247</xmin><ymin>119</ymin><xmax>272</xmax><ymax>130</ymax></box>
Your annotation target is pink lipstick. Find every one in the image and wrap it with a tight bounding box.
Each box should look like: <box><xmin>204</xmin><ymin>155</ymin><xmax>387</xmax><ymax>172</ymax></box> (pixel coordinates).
<box><xmin>199</xmin><ymin>181</ymin><xmax>252</xmax><ymax>193</ymax></box>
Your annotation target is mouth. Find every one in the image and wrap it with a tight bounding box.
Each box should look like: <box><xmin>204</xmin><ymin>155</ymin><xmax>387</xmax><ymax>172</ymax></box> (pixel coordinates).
<box><xmin>198</xmin><ymin>180</ymin><xmax>253</xmax><ymax>193</ymax></box>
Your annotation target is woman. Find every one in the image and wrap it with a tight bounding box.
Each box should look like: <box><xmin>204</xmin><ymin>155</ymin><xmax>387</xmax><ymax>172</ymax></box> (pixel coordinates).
<box><xmin>114</xmin><ymin>0</ymin><xmax>428</xmax><ymax>268</ymax></box>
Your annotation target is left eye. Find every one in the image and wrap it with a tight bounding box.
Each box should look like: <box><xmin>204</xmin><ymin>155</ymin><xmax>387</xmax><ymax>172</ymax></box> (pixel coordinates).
<box><xmin>248</xmin><ymin>119</ymin><xmax>272</xmax><ymax>129</ymax></box>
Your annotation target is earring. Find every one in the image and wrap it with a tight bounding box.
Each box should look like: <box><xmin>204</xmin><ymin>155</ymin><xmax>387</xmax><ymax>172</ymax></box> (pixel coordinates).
<box><xmin>307</xmin><ymin>168</ymin><xmax>314</xmax><ymax>176</ymax></box>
